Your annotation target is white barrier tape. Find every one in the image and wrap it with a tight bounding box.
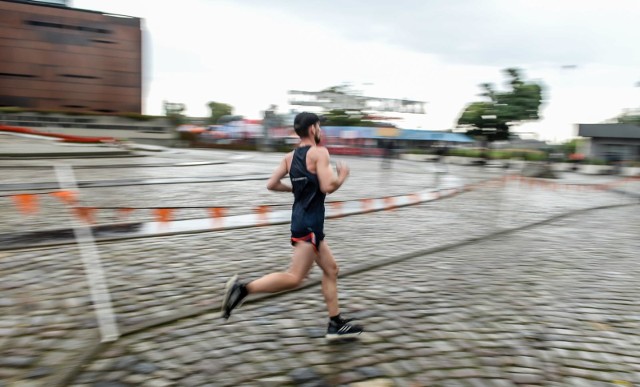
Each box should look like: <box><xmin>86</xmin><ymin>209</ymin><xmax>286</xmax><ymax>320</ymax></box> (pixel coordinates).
<box><xmin>138</xmin><ymin>175</ymin><xmax>467</xmax><ymax>235</ymax></box>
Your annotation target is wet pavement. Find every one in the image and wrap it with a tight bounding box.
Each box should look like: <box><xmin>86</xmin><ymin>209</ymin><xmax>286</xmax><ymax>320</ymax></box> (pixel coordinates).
<box><xmin>1</xmin><ymin>135</ymin><xmax>640</xmax><ymax>386</ymax></box>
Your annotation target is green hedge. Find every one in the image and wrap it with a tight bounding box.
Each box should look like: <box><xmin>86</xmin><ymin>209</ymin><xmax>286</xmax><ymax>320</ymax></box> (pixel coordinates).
<box><xmin>583</xmin><ymin>158</ymin><xmax>607</xmax><ymax>165</ymax></box>
<box><xmin>448</xmin><ymin>148</ymin><xmax>484</xmax><ymax>158</ymax></box>
<box><xmin>521</xmin><ymin>152</ymin><xmax>548</xmax><ymax>161</ymax></box>
<box><xmin>440</xmin><ymin>148</ymin><xmax>549</xmax><ymax>161</ymax></box>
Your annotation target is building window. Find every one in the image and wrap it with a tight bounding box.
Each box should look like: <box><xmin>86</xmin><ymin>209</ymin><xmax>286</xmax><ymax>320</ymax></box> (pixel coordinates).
<box><xmin>91</xmin><ymin>39</ymin><xmax>116</xmax><ymax>44</ymax></box>
<box><xmin>60</xmin><ymin>74</ymin><xmax>100</xmax><ymax>79</ymax></box>
<box><xmin>25</xmin><ymin>20</ymin><xmax>111</xmax><ymax>34</ymax></box>
<box><xmin>0</xmin><ymin>73</ymin><xmax>36</xmax><ymax>78</ymax></box>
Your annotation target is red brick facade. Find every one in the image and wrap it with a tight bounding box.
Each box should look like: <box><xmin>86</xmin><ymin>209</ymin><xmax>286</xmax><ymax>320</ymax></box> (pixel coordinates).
<box><xmin>0</xmin><ymin>0</ymin><xmax>142</xmax><ymax>113</ymax></box>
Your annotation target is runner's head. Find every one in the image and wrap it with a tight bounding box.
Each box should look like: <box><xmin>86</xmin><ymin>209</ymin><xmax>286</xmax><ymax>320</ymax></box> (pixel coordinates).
<box><xmin>294</xmin><ymin>112</ymin><xmax>322</xmax><ymax>144</ymax></box>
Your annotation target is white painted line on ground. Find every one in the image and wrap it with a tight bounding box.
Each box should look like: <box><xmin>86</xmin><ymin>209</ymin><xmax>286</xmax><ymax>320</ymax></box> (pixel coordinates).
<box><xmin>54</xmin><ymin>165</ymin><xmax>119</xmax><ymax>343</ymax></box>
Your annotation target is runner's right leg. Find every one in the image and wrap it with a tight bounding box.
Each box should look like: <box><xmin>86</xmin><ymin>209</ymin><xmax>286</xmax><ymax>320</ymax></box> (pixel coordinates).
<box><xmin>316</xmin><ymin>240</ymin><xmax>363</xmax><ymax>340</ymax></box>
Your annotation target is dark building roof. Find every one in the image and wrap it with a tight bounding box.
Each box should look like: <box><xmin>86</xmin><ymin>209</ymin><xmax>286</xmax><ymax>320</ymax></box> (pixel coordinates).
<box><xmin>578</xmin><ymin>124</ymin><xmax>640</xmax><ymax>139</ymax></box>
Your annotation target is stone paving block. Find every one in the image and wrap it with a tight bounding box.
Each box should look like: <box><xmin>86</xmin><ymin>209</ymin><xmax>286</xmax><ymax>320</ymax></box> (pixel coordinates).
<box><xmin>485</xmin><ymin>380</ymin><xmax>517</xmax><ymax>387</ymax></box>
<box><xmin>0</xmin><ymin>356</ymin><xmax>37</xmax><ymax>368</ymax></box>
<box><xmin>11</xmin><ymin>381</ymin><xmax>51</xmax><ymax>387</ymax></box>
<box><xmin>0</xmin><ymin>367</ymin><xmax>23</xmax><ymax>380</ymax></box>
<box><xmin>563</xmin><ymin>377</ymin><xmax>610</xmax><ymax>387</ymax></box>
<box><xmin>350</xmin><ymin>378</ymin><xmax>394</xmax><ymax>387</ymax></box>
<box><xmin>253</xmin><ymin>375</ymin><xmax>293</xmax><ymax>386</ymax></box>
<box><xmin>140</xmin><ymin>378</ymin><xmax>173</xmax><ymax>387</ymax></box>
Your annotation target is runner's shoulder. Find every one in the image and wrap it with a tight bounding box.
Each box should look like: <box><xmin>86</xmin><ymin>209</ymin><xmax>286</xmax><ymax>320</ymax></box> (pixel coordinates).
<box><xmin>284</xmin><ymin>150</ymin><xmax>294</xmax><ymax>161</ymax></box>
<box><xmin>312</xmin><ymin>146</ymin><xmax>330</xmax><ymax>157</ymax></box>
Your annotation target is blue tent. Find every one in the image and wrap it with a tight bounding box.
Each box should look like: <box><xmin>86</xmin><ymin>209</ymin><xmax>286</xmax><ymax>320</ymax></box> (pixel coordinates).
<box><xmin>399</xmin><ymin>129</ymin><xmax>474</xmax><ymax>143</ymax></box>
<box><xmin>323</xmin><ymin>126</ymin><xmax>474</xmax><ymax>143</ymax></box>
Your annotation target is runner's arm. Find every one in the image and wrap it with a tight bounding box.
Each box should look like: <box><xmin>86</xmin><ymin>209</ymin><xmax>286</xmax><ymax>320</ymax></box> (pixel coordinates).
<box><xmin>316</xmin><ymin>147</ymin><xmax>349</xmax><ymax>194</ymax></box>
<box><xmin>266</xmin><ymin>156</ymin><xmax>292</xmax><ymax>192</ymax></box>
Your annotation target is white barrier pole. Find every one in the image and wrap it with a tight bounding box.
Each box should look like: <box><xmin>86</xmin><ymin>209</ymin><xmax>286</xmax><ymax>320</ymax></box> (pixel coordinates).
<box><xmin>54</xmin><ymin>165</ymin><xmax>119</xmax><ymax>342</ymax></box>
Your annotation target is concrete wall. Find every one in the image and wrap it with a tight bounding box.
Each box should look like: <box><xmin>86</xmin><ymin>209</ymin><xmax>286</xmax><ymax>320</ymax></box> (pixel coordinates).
<box><xmin>0</xmin><ymin>112</ymin><xmax>176</xmax><ymax>145</ymax></box>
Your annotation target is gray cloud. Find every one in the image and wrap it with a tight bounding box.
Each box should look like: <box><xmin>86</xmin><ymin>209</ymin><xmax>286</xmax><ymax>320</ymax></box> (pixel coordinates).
<box><xmin>238</xmin><ymin>0</ymin><xmax>640</xmax><ymax>67</ymax></box>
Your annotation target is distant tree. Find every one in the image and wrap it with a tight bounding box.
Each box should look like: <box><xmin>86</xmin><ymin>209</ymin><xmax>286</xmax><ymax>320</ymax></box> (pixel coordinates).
<box><xmin>207</xmin><ymin>102</ymin><xmax>234</xmax><ymax>125</ymax></box>
<box><xmin>322</xmin><ymin>109</ymin><xmax>380</xmax><ymax>127</ymax></box>
<box><xmin>559</xmin><ymin>138</ymin><xmax>581</xmax><ymax>156</ymax></box>
<box><xmin>321</xmin><ymin>84</ymin><xmax>352</xmax><ymax>94</ymax></box>
<box><xmin>616</xmin><ymin>112</ymin><xmax>640</xmax><ymax>125</ymax></box>
<box><xmin>163</xmin><ymin>101</ymin><xmax>186</xmax><ymax>126</ymax></box>
<box><xmin>457</xmin><ymin>68</ymin><xmax>543</xmax><ymax>141</ymax></box>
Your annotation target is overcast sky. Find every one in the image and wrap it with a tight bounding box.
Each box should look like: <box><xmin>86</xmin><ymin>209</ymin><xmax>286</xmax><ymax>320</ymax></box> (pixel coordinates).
<box><xmin>74</xmin><ymin>0</ymin><xmax>640</xmax><ymax>142</ymax></box>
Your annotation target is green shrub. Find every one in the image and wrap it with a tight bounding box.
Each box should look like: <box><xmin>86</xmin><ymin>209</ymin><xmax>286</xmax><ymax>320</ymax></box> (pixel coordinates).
<box><xmin>489</xmin><ymin>150</ymin><xmax>512</xmax><ymax>160</ymax></box>
<box><xmin>583</xmin><ymin>158</ymin><xmax>607</xmax><ymax>165</ymax></box>
<box><xmin>275</xmin><ymin>144</ymin><xmax>294</xmax><ymax>153</ymax></box>
<box><xmin>449</xmin><ymin>148</ymin><xmax>483</xmax><ymax>158</ymax></box>
<box><xmin>404</xmin><ymin>148</ymin><xmax>429</xmax><ymax>155</ymax></box>
<box><xmin>523</xmin><ymin>152</ymin><xmax>547</xmax><ymax>161</ymax></box>
<box><xmin>0</xmin><ymin>107</ymin><xmax>24</xmax><ymax>113</ymax></box>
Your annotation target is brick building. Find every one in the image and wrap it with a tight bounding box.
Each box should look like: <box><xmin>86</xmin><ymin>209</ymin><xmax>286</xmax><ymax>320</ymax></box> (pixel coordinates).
<box><xmin>0</xmin><ymin>0</ymin><xmax>142</xmax><ymax>113</ymax></box>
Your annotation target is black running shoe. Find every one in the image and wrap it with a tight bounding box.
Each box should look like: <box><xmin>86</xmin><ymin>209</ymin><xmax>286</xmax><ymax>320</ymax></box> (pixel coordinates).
<box><xmin>326</xmin><ymin>318</ymin><xmax>364</xmax><ymax>340</ymax></box>
<box><xmin>221</xmin><ymin>275</ymin><xmax>247</xmax><ymax>320</ymax></box>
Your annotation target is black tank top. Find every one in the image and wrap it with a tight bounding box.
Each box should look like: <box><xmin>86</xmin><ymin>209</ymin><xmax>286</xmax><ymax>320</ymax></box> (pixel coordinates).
<box><xmin>290</xmin><ymin>146</ymin><xmax>326</xmax><ymax>235</ymax></box>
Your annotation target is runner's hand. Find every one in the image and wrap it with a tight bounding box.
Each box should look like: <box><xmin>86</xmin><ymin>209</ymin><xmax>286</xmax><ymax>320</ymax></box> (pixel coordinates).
<box><xmin>336</xmin><ymin>161</ymin><xmax>350</xmax><ymax>178</ymax></box>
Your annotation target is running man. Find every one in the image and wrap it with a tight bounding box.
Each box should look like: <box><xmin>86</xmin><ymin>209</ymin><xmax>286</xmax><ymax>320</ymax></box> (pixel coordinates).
<box><xmin>221</xmin><ymin>112</ymin><xmax>363</xmax><ymax>340</ymax></box>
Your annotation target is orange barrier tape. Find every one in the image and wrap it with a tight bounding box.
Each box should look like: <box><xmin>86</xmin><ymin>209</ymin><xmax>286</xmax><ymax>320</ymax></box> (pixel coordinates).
<box><xmin>361</xmin><ymin>198</ymin><xmax>373</xmax><ymax>212</ymax></box>
<box><xmin>383</xmin><ymin>196</ymin><xmax>396</xmax><ymax>211</ymax></box>
<box><xmin>509</xmin><ymin>175</ymin><xmax>640</xmax><ymax>193</ymax></box>
<box><xmin>4</xmin><ymin>175</ymin><xmax>638</xmax><ymax>227</ymax></box>
<box><xmin>50</xmin><ymin>190</ymin><xmax>77</xmax><ymax>205</ymax></box>
<box><xmin>154</xmin><ymin>208</ymin><xmax>173</xmax><ymax>223</ymax></box>
<box><xmin>11</xmin><ymin>194</ymin><xmax>38</xmax><ymax>214</ymax></box>
<box><xmin>75</xmin><ymin>206</ymin><xmax>96</xmax><ymax>224</ymax></box>
<box><xmin>209</xmin><ymin>207</ymin><xmax>227</xmax><ymax>218</ymax></box>
<box><xmin>330</xmin><ymin>201</ymin><xmax>343</xmax><ymax>216</ymax></box>
<box><xmin>254</xmin><ymin>205</ymin><xmax>270</xmax><ymax>225</ymax></box>
<box><xmin>209</xmin><ymin>207</ymin><xmax>227</xmax><ymax>228</ymax></box>
<box><xmin>409</xmin><ymin>193</ymin><xmax>421</xmax><ymax>204</ymax></box>
<box><xmin>117</xmin><ymin>208</ymin><xmax>134</xmax><ymax>219</ymax></box>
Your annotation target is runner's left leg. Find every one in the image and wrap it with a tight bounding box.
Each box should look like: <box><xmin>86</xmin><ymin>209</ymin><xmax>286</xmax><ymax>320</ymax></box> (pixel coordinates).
<box><xmin>315</xmin><ymin>240</ymin><xmax>340</xmax><ymax>317</ymax></box>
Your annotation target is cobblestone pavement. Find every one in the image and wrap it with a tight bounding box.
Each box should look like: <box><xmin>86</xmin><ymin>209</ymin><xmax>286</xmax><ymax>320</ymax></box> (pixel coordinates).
<box><xmin>61</xmin><ymin>205</ymin><xmax>639</xmax><ymax>387</ymax></box>
<box><xmin>1</xmin><ymin>142</ymin><xmax>639</xmax><ymax>386</ymax></box>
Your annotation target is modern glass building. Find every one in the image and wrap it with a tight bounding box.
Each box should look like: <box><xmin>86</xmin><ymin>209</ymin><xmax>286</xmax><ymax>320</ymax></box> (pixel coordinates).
<box><xmin>0</xmin><ymin>0</ymin><xmax>142</xmax><ymax>113</ymax></box>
